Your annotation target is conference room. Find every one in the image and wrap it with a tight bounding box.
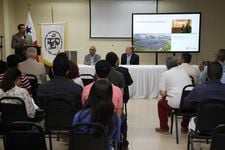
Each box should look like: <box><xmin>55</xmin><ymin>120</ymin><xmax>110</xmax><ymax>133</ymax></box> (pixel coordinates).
<box><xmin>0</xmin><ymin>0</ymin><xmax>225</xmax><ymax>150</ymax></box>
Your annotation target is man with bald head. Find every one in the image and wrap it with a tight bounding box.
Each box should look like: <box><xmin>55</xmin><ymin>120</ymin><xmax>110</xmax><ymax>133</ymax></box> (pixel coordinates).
<box><xmin>121</xmin><ymin>45</ymin><xmax>139</xmax><ymax>65</ymax></box>
<box><xmin>19</xmin><ymin>47</ymin><xmax>46</xmax><ymax>83</ymax></box>
<box><xmin>84</xmin><ymin>46</ymin><xmax>101</xmax><ymax>65</ymax></box>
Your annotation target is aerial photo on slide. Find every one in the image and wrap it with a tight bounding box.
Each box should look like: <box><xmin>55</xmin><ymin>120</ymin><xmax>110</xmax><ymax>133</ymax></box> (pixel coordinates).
<box><xmin>133</xmin><ymin>33</ymin><xmax>171</xmax><ymax>52</ymax></box>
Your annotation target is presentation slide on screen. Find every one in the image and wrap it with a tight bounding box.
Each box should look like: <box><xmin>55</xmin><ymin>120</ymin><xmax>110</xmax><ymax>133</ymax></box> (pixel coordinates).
<box><xmin>132</xmin><ymin>13</ymin><xmax>201</xmax><ymax>52</ymax></box>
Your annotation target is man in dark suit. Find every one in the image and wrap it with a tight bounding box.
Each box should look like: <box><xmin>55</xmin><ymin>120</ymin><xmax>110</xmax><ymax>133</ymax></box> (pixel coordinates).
<box><xmin>121</xmin><ymin>45</ymin><xmax>139</xmax><ymax>65</ymax></box>
<box><xmin>106</xmin><ymin>51</ymin><xmax>133</xmax><ymax>148</ymax></box>
<box><xmin>37</xmin><ymin>53</ymin><xmax>82</xmax><ymax>110</ymax></box>
<box><xmin>11</xmin><ymin>24</ymin><xmax>33</xmax><ymax>61</ymax></box>
<box><xmin>106</xmin><ymin>52</ymin><xmax>133</xmax><ymax>104</ymax></box>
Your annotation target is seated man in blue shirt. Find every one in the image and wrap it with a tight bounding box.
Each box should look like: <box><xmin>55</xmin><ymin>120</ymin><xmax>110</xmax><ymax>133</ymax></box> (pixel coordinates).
<box><xmin>184</xmin><ymin>62</ymin><xmax>225</xmax><ymax>130</ymax></box>
<box><xmin>84</xmin><ymin>46</ymin><xmax>101</xmax><ymax>65</ymax></box>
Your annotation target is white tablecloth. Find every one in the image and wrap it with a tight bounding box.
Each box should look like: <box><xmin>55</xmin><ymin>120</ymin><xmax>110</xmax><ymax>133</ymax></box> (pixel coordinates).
<box><xmin>78</xmin><ymin>64</ymin><xmax>166</xmax><ymax>99</ymax></box>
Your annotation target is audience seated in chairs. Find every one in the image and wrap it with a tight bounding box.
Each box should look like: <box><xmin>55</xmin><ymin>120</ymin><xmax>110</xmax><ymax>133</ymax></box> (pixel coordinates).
<box><xmin>184</xmin><ymin>62</ymin><xmax>225</xmax><ymax>149</ymax></box>
<box><xmin>106</xmin><ymin>52</ymin><xmax>125</xmax><ymax>94</ymax></box>
<box><xmin>178</xmin><ymin>53</ymin><xmax>200</xmax><ymax>84</ymax></box>
<box><xmin>199</xmin><ymin>49</ymin><xmax>225</xmax><ymax>83</ymax></box>
<box><xmin>66</xmin><ymin>60</ymin><xmax>84</xmax><ymax>89</ymax></box>
<box><xmin>155</xmin><ymin>57</ymin><xmax>192</xmax><ymax>134</ymax></box>
<box><xmin>73</xmin><ymin>79</ymin><xmax>121</xmax><ymax>150</ymax></box>
<box><xmin>0</xmin><ymin>68</ymin><xmax>42</xmax><ymax>121</ymax></box>
<box><xmin>37</xmin><ymin>52</ymin><xmax>82</xmax><ymax>112</ymax></box>
<box><xmin>106</xmin><ymin>51</ymin><xmax>133</xmax><ymax>149</ymax></box>
<box><xmin>184</xmin><ymin>62</ymin><xmax>225</xmax><ymax>131</ymax></box>
<box><xmin>106</xmin><ymin>52</ymin><xmax>133</xmax><ymax>104</ymax></box>
<box><xmin>82</xmin><ymin>60</ymin><xmax>123</xmax><ymax>116</ymax></box>
<box><xmin>0</xmin><ymin>54</ymin><xmax>31</xmax><ymax>93</ymax></box>
<box><xmin>18</xmin><ymin>46</ymin><xmax>46</xmax><ymax>84</ymax></box>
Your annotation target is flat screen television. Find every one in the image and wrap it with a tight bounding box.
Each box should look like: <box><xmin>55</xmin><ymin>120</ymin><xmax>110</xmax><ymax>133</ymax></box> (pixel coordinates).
<box><xmin>132</xmin><ymin>13</ymin><xmax>201</xmax><ymax>53</ymax></box>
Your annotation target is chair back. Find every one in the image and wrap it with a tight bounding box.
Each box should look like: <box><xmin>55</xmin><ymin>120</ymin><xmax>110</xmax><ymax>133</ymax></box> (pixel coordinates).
<box><xmin>189</xmin><ymin>75</ymin><xmax>195</xmax><ymax>85</ymax></box>
<box><xmin>179</xmin><ymin>84</ymin><xmax>195</xmax><ymax>108</ymax></box>
<box><xmin>196</xmin><ymin>100</ymin><xmax>225</xmax><ymax>135</ymax></box>
<box><xmin>178</xmin><ymin>84</ymin><xmax>197</xmax><ymax>116</ymax></box>
<box><xmin>79</xmin><ymin>74</ymin><xmax>95</xmax><ymax>86</ymax></box>
<box><xmin>0</xmin><ymin>97</ymin><xmax>29</xmax><ymax>129</ymax></box>
<box><xmin>40</xmin><ymin>98</ymin><xmax>78</xmax><ymax>130</ymax></box>
<box><xmin>26</xmin><ymin>74</ymin><xmax>39</xmax><ymax>103</ymax></box>
<box><xmin>4</xmin><ymin>121</ymin><xmax>47</xmax><ymax>150</ymax></box>
<box><xmin>69</xmin><ymin>123</ymin><xmax>108</xmax><ymax>150</ymax></box>
<box><xmin>26</xmin><ymin>74</ymin><xmax>38</xmax><ymax>87</ymax></box>
<box><xmin>210</xmin><ymin>124</ymin><xmax>225</xmax><ymax>150</ymax></box>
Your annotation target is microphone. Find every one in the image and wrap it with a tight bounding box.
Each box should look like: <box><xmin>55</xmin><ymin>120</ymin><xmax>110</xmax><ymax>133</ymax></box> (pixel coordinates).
<box><xmin>24</xmin><ymin>35</ymin><xmax>26</xmax><ymax>39</ymax></box>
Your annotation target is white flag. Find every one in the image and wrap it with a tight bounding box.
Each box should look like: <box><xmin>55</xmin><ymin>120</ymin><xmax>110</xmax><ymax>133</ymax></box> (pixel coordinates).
<box><xmin>40</xmin><ymin>23</ymin><xmax>65</xmax><ymax>66</ymax></box>
<box><xmin>26</xmin><ymin>12</ymin><xmax>37</xmax><ymax>45</ymax></box>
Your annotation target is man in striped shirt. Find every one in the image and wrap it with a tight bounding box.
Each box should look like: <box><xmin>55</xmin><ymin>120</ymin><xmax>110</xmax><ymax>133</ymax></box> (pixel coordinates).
<box><xmin>0</xmin><ymin>54</ymin><xmax>31</xmax><ymax>92</ymax></box>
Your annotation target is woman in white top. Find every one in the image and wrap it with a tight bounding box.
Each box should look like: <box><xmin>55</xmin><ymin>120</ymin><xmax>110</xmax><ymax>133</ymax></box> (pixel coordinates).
<box><xmin>0</xmin><ymin>67</ymin><xmax>39</xmax><ymax>118</ymax></box>
<box><xmin>67</xmin><ymin>60</ymin><xmax>84</xmax><ymax>89</ymax></box>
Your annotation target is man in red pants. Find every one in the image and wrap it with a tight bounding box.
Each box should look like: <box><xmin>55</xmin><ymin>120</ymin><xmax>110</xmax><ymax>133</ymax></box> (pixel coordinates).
<box><xmin>155</xmin><ymin>57</ymin><xmax>192</xmax><ymax>134</ymax></box>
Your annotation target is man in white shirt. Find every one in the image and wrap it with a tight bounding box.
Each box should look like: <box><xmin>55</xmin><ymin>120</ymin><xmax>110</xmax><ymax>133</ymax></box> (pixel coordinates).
<box><xmin>19</xmin><ymin>47</ymin><xmax>46</xmax><ymax>83</ymax></box>
<box><xmin>178</xmin><ymin>53</ymin><xmax>200</xmax><ymax>84</ymax></box>
<box><xmin>155</xmin><ymin>57</ymin><xmax>192</xmax><ymax>134</ymax></box>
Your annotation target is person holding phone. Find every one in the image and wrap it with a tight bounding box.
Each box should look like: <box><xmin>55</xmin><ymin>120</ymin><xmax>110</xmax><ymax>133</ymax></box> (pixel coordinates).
<box><xmin>199</xmin><ymin>49</ymin><xmax>225</xmax><ymax>83</ymax></box>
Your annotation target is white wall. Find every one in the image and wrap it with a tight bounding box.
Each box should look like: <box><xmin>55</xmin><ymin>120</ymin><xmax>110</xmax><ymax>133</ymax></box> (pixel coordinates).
<box><xmin>2</xmin><ymin>0</ymin><xmax>225</xmax><ymax>64</ymax></box>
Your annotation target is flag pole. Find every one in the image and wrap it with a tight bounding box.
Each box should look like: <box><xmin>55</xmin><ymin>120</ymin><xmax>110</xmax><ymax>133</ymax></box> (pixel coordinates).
<box><xmin>51</xmin><ymin>6</ymin><xmax>54</xmax><ymax>23</ymax></box>
<box><xmin>27</xmin><ymin>3</ymin><xmax>30</xmax><ymax>11</ymax></box>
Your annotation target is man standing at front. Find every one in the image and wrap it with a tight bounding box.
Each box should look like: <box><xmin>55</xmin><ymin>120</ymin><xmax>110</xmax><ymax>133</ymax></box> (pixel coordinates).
<box><xmin>11</xmin><ymin>24</ymin><xmax>33</xmax><ymax>61</ymax></box>
<box><xmin>155</xmin><ymin>57</ymin><xmax>192</xmax><ymax>134</ymax></box>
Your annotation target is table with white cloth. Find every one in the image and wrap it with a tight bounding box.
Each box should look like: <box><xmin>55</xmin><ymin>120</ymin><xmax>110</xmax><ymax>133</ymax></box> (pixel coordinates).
<box><xmin>78</xmin><ymin>64</ymin><xmax>166</xmax><ymax>99</ymax></box>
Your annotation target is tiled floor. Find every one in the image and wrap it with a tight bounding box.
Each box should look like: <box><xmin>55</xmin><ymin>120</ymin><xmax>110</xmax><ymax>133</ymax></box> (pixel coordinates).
<box><xmin>0</xmin><ymin>99</ymin><xmax>210</xmax><ymax>150</ymax></box>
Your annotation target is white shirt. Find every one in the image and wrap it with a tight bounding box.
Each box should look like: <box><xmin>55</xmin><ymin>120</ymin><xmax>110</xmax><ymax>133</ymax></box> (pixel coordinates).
<box><xmin>179</xmin><ymin>63</ymin><xmax>200</xmax><ymax>84</ymax></box>
<box><xmin>159</xmin><ymin>66</ymin><xmax>192</xmax><ymax>108</ymax></box>
<box><xmin>73</xmin><ymin>77</ymin><xmax>84</xmax><ymax>88</ymax></box>
<box><xmin>126</xmin><ymin>54</ymin><xmax>132</xmax><ymax>65</ymax></box>
<box><xmin>0</xmin><ymin>86</ymin><xmax>38</xmax><ymax>118</ymax></box>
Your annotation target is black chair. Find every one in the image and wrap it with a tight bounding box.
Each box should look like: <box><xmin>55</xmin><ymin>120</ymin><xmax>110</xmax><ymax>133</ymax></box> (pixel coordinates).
<box><xmin>0</xmin><ymin>97</ymin><xmax>29</xmax><ymax>132</ymax></box>
<box><xmin>69</xmin><ymin>123</ymin><xmax>108</xmax><ymax>150</ymax></box>
<box><xmin>26</xmin><ymin>74</ymin><xmax>39</xmax><ymax>104</ymax></box>
<box><xmin>187</xmin><ymin>100</ymin><xmax>225</xmax><ymax>150</ymax></box>
<box><xmin>79</xmin><ymin>74</ymin><xmax>95</xmax><ymax>86</ymax></box>
<box><xmin>39</xmin><ymin>98</ymin><xmax>79</xmax><ymax>150</ymax></box>
<box><xmin>210</xmin><ymin>124</ymin><xmax>225</xmax><ymax>150</ymax></box>
<box><xmin>189</xmin><ymin>75</ymin><xmax>195</xmax><ymax>85</ymax></box>
<box><xmin>170</xmin><ymin>84</ymin><xmax>196</xmax><ymax>144</ymax></box>
<box><xmin>3</xmin><ymin>121</ymin><xmax>47</xmax><ymax>150</ymax></box>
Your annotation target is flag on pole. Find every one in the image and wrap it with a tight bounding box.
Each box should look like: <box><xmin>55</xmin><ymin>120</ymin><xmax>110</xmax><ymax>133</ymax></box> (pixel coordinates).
<box><xmin>40</xmin><ymin>23</ymin><xmax>65</xmax><ymax>66</ymax></box>
<box><xmin>26</xmin><ymin>12</ymin><xmax>37</xmax><ymax>45</ymax></box>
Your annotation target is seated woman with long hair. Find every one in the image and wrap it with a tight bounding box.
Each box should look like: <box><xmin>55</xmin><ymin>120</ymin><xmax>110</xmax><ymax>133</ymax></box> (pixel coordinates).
<box><xmin>72</xmin><ymin>79</ymin><xmax>121</xmax><ymax>150</ymax></box>
<box><xmin>0</xmin><ymin>67</ymin><xmax>39</xmax><ymax>119</ymax></box>
<box><xmin>67</xmin><ymin>60</ymin><xmax>84</xmax><ymax>88</ymax></box>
